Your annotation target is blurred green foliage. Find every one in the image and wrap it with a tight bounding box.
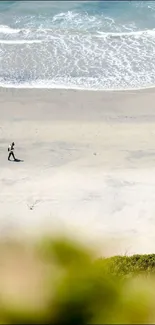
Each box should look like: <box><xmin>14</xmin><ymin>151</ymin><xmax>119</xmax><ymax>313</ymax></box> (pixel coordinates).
<box><xmin>0</xmin><ymin>237</ymin><xmax>155</xmax><ymax>324</ymax></box>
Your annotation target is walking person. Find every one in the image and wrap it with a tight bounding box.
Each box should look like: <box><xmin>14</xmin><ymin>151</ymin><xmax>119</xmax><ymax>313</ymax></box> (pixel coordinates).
<box><xmin>8</xmin><ymin>142</ymin><xmax>16</xmax><ymax>161</ymax></box>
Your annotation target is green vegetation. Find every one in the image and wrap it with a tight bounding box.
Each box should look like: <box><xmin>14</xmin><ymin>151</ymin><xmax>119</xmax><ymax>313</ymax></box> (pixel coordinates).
<box><xmin>102</xmin><ymin>254</ymin><xmax>155</xmax><ymax>278</ymax></box>
<box><xmin>0</xmin><ymin>237</ymin><xmax>155</xmax><ymax>324</ymax></box>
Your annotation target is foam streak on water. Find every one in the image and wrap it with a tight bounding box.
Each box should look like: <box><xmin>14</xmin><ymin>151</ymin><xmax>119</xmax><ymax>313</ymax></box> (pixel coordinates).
<box><xmin>0</xmin><ymin>1</ymin><xmax>155</xmax><ymax>91</ymax></box>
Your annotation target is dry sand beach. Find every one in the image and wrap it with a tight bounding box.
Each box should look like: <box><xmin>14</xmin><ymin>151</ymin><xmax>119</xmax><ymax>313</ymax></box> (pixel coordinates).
<box><xmin>1</xmin><ymin>88</ymin><xmax>155</xmax><ymax>254</ymax></box>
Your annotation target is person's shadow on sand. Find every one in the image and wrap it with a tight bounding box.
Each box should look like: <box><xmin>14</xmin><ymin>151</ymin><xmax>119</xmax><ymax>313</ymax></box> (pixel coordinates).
<box><xmin>12</xmin><ymin>158</ymin><xmax>24</xmax><ymax>163</ymax></box>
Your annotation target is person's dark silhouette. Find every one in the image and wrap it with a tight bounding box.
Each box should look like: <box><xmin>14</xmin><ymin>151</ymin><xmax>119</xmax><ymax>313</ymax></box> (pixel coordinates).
<box><xmin>8</xmin><ymin>142</ymin><xmax>16</xmax><ymax>161</ymax></box>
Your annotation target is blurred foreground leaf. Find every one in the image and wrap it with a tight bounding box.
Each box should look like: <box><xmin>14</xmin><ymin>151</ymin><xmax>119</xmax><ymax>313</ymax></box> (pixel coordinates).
<box><xmin>0</xmin><ymin>237</ymin><xmax>155</xmax><ymax>323</ymax></box>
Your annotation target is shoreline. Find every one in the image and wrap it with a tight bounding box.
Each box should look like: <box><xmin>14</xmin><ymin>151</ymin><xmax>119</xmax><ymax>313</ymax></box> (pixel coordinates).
<box><xmin>1</xmin><ymin>87</ymin><xmax>155</xmax><ymax>255</ymax></box>
<box><xmin>1</xmin><ymin>84</ymin><xmax>155</xmax><ymax>94</ymax></box>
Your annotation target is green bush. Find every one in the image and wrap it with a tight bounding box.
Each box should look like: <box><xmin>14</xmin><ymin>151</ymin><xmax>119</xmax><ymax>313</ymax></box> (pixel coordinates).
<box><xmin>0</xmin><ymin>237</ymin><xmax>155</xmax><ymax>323</ymax></box>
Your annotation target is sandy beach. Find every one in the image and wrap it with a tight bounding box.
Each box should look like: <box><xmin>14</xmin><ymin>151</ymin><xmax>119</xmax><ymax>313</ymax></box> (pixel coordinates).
<box><xmin>1</xmin><ymin>87</ymin><xmax>155</xmax><ymax>254</ymax></box>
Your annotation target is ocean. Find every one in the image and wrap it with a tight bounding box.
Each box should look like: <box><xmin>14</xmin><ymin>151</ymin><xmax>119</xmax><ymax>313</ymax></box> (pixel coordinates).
<box><xmin>0</xmin><ymin>0</ymin><xmax>155</xmax><ymax>90</ymax></box>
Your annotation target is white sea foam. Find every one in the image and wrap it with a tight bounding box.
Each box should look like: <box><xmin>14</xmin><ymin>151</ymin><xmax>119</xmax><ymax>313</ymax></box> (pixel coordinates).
<box><xmin>0</xmin><ymin>79</ymin><xmax>155</xmax><ymax>92</ymax></box>
<box><xmin>0</xmin><ymin>25</ymin><xmax>20</xmax><ymax>34</ymax></box>
<box><xmin>0</xmin><ymin>24</ymin><xmax>155</xmax><ymax>38</ymax></box>
<box><xmin>0</xmin><ymin>39</ymin><xmax>43</xmax><ymax>44</ymax></box>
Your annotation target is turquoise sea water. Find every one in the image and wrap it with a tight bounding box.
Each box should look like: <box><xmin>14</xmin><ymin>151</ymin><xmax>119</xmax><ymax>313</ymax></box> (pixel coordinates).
<box><xmin>0</xmin><ymin>1</ymin><xmax>155</xmax><ymax>90</ymax></box>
